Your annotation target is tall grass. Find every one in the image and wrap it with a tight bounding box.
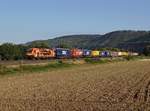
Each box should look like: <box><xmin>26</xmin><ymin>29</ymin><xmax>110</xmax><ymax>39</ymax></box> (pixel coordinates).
<box><xmin>84</xmin><ymin>58</ymin><xmax>111</xmax><ymax>64</ymax></box>
<box><xmin>0</xmin><ymin>56</ymin><xmax>147</xmax><ymax>76</ymax></box>
<box><xmin>0</xmin><ymin>62</ymin><xmax>72</xmax><ymax>75</ymax></box>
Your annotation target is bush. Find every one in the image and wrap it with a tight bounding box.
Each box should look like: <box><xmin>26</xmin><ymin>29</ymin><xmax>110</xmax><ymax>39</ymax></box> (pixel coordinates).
<box><xmin>143</xmin><ymin>46</ymin><xmax>150</xmax><ymax>56</ymax></box>
<box><xmin>0</xmin><ymin>43</ymin><xmax>27</xmax><ymax>60</ymax></box>
<box><xmin>84</xmin><ymin>58</ymin><xmax>110</xmax><ymax>64</ymax></box>
<box><xmin>123</xmin><ymin>56</ymin><xmax>135</xmax><ymax>61</ymax></box>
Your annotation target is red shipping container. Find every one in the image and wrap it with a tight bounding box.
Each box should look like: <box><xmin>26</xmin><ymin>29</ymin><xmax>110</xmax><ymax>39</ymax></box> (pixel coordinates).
<box><xmin>71</xmin><ymin>49</ymin><xmax>83</xmax><ymax>58</ymax></box>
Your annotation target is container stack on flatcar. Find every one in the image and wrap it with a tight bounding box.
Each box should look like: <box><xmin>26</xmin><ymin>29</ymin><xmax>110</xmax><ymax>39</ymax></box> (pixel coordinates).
<box><xmin>129</xmin><ymin>52</ymin><xmax>139</xmax><ymax>56</ymax></box>
<box><xmin>55</xmin><ymin>48</ymin><xmax>70</xmax><ymax>59</ymax></box>
<box><xmin>100</xmin><ymin>51</ymin><xmax>110</xmax><ymax>57</ymax></box>
<box><xmin>110</xmin><ymin>51</ymin><xmax>118</xmax><ymax>57</ymax></box>
<box><xmin>71</xmin><ymin>49</ymin><xmax>83</xmax><ymax>58</ymax></box>
<box><xmin>121</xmin><ymin>52</ymin><xmax>129</xmax><ymax>56</ymax></box>
<box><xmin>91</xmin><ymin>50</ymin><xmax>100</xmax><ymax>57</ymax></box>
<box><xmin>83</xmin><ymin>50</ymin><xmax>91</xmax><ymax>57</ymax></box>
<box><xmin>118</xmin><ymin>52</ymin><xmax>129</xmax><ymax>56</ymax></box>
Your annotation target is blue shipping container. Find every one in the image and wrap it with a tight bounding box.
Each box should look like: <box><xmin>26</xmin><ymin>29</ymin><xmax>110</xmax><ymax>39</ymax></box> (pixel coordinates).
<box><xmin>101</xmin><ymin>51</ymin><xmax>110</xmax><ymax>57</ymax></box>
<box><xmin>83</xmin><ymin>50</ymin><xmax>91</xmax><ymax>57</ymax></box>
<box><xmin>55</xmin><ymin>48</ymin><xmax>71</xmax><ymax>58</ymax></box>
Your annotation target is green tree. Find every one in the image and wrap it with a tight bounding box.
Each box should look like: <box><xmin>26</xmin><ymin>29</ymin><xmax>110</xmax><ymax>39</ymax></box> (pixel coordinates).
<box><xmin>57</xmin><ymin>43</ymin><xmax>71</xmax><ymax>48</ymax></box>
<box><xmin>0</xmin><ymin>43</ymin><xmax>24</xmax><ymax>60</ymax></box>
<box><xmin>17</xmin><ymin>45</ymin><xmax>28</xmax><ymax>59</ymax></box>
<box><xmin>29</xmin><ymin>42</ymin><xmax>49</xmax><ymax>48</ymax></box>
<box><xmin>143</xmin><ymin>46</ymin><xmax>150</xmax><ymax>56</ymax></box>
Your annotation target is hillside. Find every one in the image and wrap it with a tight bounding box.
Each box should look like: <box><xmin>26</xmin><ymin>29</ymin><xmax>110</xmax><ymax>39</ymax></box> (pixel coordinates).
<box><xmin>26</xmin><ymin>35</ymin><xmax>101</xmax><ymax>49</ymax></box>
<box><xmin>26</xmin><ymin>30</ymin><xmax>150</xmax><ymax>52</ymax></box>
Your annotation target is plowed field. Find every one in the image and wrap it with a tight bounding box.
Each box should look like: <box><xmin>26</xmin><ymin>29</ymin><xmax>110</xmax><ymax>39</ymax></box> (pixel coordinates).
<box><xmin>0</xmin><ymin>61</ymin><xmax>150</xmax><ymax>111</ymax></box>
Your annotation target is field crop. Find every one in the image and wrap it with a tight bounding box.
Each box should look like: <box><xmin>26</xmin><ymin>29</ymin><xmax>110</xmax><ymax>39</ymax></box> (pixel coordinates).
<box><xmin>0</xmin><ymin>61</ymin><xmax>150</xmax><ymax>110</ymax></box>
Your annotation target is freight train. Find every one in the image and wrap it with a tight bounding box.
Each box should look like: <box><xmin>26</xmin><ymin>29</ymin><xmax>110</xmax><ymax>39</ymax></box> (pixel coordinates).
<box><xmin>26</xmin><ymin>48</ymin><xmax>139</xmax><ymax>59</ymax></box>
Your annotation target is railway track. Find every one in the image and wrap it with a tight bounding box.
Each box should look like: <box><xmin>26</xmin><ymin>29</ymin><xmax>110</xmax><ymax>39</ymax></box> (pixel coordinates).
<box><xmin>0</xmin><ymin>57</ymin><xmax>111</xmax><ymax>68</ymax></box>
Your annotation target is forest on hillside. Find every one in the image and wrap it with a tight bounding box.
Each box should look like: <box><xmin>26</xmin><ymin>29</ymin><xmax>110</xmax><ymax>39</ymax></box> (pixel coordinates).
<box><xmin>1</xmin><ymin>30</ymin><xmax>150</xmax><ymax>60</ymax></box>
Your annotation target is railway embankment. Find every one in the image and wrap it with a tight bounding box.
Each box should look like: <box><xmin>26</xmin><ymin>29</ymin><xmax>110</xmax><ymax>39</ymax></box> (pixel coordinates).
<box><xmin>0</xmin><ymin>56</ymin><xmax>149</xmax><ymax>76</ymax></box>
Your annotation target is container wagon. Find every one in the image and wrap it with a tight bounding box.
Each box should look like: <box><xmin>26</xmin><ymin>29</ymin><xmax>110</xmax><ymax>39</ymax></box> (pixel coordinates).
<box><xmin>121</xmin><ymin>52</ymin><xmax>129</xmax><ymax>56</ymax></box>
<box><xmin>129</xmin><ymin>52</ymin><xmax>139</xmax><ymax>56</ymax></box>
<box><xmin>71</xmin><ymin>49</ymin><xmax>83</xmax><ymax>58</ymax></box>
<box><xmin>55</xmin><ymin>48</ymin><xmax>71</xmax><ymax>59</ymax></box>
<box><xmin>91</xmin><ymin>50</ymin><xmax>100</xmax><ymax>57</ymax></box>
<box><xmin>118</xmin><ymin>52</ymin><xmax>129</xmax><ymax>56</ymax></box>
<box><xmin>83</xmin><ymin>50</ymin><xmax>91</xmax><ymax>57</ymax></box>
<box><xmin>101</xmin><ymin>51</ymin><xmax>110</xmax><ymax>57</ymax></box>
<box><xmin>110</xmin><ymin>51</ymin><xmax>119</xmax><ymax>57</ymax></box>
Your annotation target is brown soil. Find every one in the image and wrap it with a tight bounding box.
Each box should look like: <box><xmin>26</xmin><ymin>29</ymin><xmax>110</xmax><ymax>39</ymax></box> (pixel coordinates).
<box><xmin>0</xmin><ymin>61</ymin><xmax>150</xmax><ymax>111</ymax></box>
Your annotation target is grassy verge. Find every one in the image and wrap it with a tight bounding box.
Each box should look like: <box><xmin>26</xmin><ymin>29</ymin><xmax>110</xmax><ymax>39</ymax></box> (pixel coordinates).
<box><xmin>123</xmin><ymin>55</ymin><xmax>150</xmax><ymax>61</ymax></box>
<box><xmin>84</xmin><ymin>56</ymin><xmax>150</xmax><ymax>64</ymax></box>
<box><xmin>0</xmin><ymin>62</ymin><xmax>73</xmax><ymax>76</ymax></box>
<box><xmin>0</xmin><ymin>56</ymin><xmax>149</xmax><ymax>76</ymax></box>
<box><xmin>0</xmin><ymin>58</ymin><xmax>114</xmax><ymax>76</ymax></box>
<box><xmin>84</xmin><ymin>58</ymin><xmax>113</xmax><ymax>64</ymax></box>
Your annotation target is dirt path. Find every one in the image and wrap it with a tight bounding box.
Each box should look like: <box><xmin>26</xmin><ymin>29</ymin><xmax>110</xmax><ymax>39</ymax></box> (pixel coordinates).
<box><xmin>0</xmin><ymin>61</ymin><xmax>150</xmax><ymax>111</ymax></box>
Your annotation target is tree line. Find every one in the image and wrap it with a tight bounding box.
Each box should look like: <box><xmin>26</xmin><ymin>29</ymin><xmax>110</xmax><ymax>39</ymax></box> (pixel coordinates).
<box><xmin>0</xmin><ymin>42</ymin><xmax>49</xmax><ymax>60</ymax></box>
<box><xmin>0</xmin><ymin>42</ymin><xmax>150</xmax><ymax>60</ymax></box>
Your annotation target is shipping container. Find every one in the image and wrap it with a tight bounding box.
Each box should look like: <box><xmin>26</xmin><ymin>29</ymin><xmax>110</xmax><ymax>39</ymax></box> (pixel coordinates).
<box><xmin>83</xmin><ymin>50</ymin><xmax>91</xmax><ymax>57</ymax></box>
<box><xmin>132</xmin><ymin>52</ymin><xmax>138</xmax><ymax>56</ymax></box>
<box><xmin>71</xmin><ymin>49</ymin><xmax>83</xmax><ymax>58</ymax></box>
<box><xmin>118</xmin><ymin>52</ymin><xmax>129</xmax><ymax>56</ymax></box>
<box><xmin>26</xmin><ymin>48</ymin><xmax>55</xmax><ymax>59</ymax></box>
<box><xmin>101</xmin><ymin>51</ymin><xmax>110</xmax><ymax>57</ymax></box>
<box><xmin>118</xmin><ymin>52</ymin><xmax>122</xmax><ymax>56</ymax></box>
<box><xmin>129</xmin><ymin>52</ymin><xmax>139</xmax><ymax>56</ymax></box>
<box><xmin>122</xmin><ymin>52</ymin><xmax>129</xmax><ymax>56</ymax></box>
<box><xmin>91</xmin><ymin>51</ymin><xmax>100</xmax><ymax>57</ymax></box>
<box><xmin>110</xmin><ymin>51</ymin><xmax>119</xmax><ymax>57</ymax></box>
<box><xmin>55</xmin><ymin>48</ymin><xmax>71</xmax><ymax>59</ymax></box>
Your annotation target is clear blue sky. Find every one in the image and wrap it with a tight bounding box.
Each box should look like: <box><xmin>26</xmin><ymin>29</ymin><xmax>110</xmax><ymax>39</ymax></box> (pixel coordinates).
<box><xmin>0</xmin><ymin>0</ymin><xmax>150</xmax><ymax>44</ymax></box>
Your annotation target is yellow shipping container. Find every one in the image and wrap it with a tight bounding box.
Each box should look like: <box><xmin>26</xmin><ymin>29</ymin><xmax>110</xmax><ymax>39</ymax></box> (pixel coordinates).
<box><xmin>118</xmin><ymin>52</ymin><xmax>129</xmax><ymax>56</ymax></box>
<box><xmin>118</xmin><ymin>52</ymin><xmax>122</xmax><ymax>56</ymax></box>
<box><xmin>91</xmin><ymin>51</ymin><xmax>100</xmax><ymax>57</ymax></box>
<box><xmin>122</xmin><ymin>52</ymin><xmax>129</xmax><ymax>56</ymax></box>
